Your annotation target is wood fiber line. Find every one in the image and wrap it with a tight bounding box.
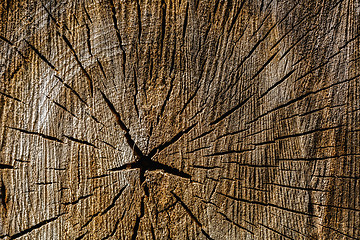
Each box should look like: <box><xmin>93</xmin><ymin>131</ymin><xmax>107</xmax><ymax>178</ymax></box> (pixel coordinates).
<box><xmin>0</xmin><ymin>0</ymin><xmax>358</xmax><ymax>239</ymax></box>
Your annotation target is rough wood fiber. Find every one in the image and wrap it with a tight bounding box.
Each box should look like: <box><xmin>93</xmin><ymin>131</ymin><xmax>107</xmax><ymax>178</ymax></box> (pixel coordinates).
<box><xmin>0</xmin><ymin>0</ymin><xmax>359</xmax><ymax>239</ymax></box>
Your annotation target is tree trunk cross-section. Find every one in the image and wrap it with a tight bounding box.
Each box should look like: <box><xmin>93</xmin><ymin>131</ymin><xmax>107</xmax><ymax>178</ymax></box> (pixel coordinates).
<box><xmin>0</xmin><ymin>0</ymin><xmax>359</xmax><ymax>239</ymax></box>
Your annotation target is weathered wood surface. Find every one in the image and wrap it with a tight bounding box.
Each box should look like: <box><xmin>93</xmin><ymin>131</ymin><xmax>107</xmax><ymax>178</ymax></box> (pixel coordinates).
<box><xmin>0</xmin><ymin>0</ymin><xmax>359</xmax><ymax>239</ymax></box>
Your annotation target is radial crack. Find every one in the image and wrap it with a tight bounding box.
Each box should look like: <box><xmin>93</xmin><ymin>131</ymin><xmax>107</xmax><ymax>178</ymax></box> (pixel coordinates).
<box><xmin>100</xmin><ymin>90</ymin><xmax>144</xmax><ymax>159</ymax></box>
<box><xmin>170</xmin><ymin>191</ymin><xmax>214</xmax><ymax>240</ymax></box>
<box><xmin>148</xmin><ymin>123</ymin><xmax>197</xmax><ymax>158</ymax></box>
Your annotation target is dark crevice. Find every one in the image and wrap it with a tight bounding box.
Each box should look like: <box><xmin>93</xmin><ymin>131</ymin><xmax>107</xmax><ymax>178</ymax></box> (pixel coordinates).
<box><xmin>195</xmin><ymin>0</ymin><xmax>200</xmax><ymax>11</ymax></box>
<box><xmin>87</xmin><ymin>174</ymin><xmax>109</xmax><ymax>180</ymax></box>
<box><xmin>216</xmin><ymin>128</ymin><xmax>248</xmax><ymax>140</ymax></box>
<box><xmin>100</xmin><ymin>140</ymin><xmax>117</xmax><ymax>150</ymax></box>
<box><xmin>252</xmin><ymin>11</ymin><xmax>272</xmax><ymax>37</ymax></box>
<box><xmin>101</xmin><ymin>185</ymin><xmax>127</xmax><ymax>215</ymax></box>
<box><xmin>0</xmin><ymin>91</ymin><xmax>22</xmax><ymax>102</ymax></box>
<box><xmin>131</xmin><ymin>196</ymin><xmax>145</xmax><ymax>240</ymax></box>
<box><xmin>229</xmin><ymin>2</ymin><xmax>298</xmax><ymax>79</ymax></box>
<box><xmin>10</xmin><ymin>214</ymin><xmax>63</xmax><ymax>239</ymax></box>
<box><xmin>102</xmin><ymin>90</ymin><xmax>193</xmax><ymax>188</ymax></box>
<box><xmin>85</xmin><ymin>23</ymin><xmax>92</xmax><ymax>56</ymax></box>
<box><xmin>189</xmin><ymin>128</ymin><xmax>216</xmax><ymax>142</ymax></box>
<box><xmin>62</xmin><ymin>194</ymin><xmax>93</xmax><ymax>205</ymax></box>
<box><xmin>0</xmin><ymin>34</ymin><xmax>13</xmax><ymax>45</ymax></box>
<box><xmin>81</xmin><ymin>212</ymin><xmax>101</xmax><ymax>229</ymax></box>
<box><xmin>7</xmin><ymin>127</ymin><xmax>63</xmax><ymax>143</ymax></box>
<box><xmin>218</xmin><ymin>211</ymin><xmax>253</xmax><ymax>234</ymax></box>
<box><xmin>73</xmin><ymin>14</ymin><xmax>81</xmax><ymax>26</ymax></box>
<box><xmin>110</xmin><ymin>157</ymin><xmax>191</xmax><ymax>181</ymax></box>
<box><xmin>97</xmin><ymin>59</ymin><xmax>108</xmax><ymax>80</ymax></box>
<box><xmin>100</xmin><ymin>90</ymin><xmax>144</xmax><ymax>159</ymax></box>
<box><xmin>148</xmin><ymin>123</ymin><xmax>197</xmax><ymax>158</ymax></box>
<box><xmin>136</xmin><ymin>0</ymin><xmax>142</xmax><ymax>42</ymax></box>
<box><xmin>0</xmin><ymin>179</ymin><xmax>6</xmax><ymax>211</ymax></box>
<box><xmin>158</xmin><ymin>200</ymin><xmax>179</xmax><ymax>213</ymax></box>
<box><xmin>260</xmin><ymin>69</ymin><xmax>297</xmax><ymax>98</ymax></box>
<box><xmin>182</xmin><ymin>3</ymin><xmax>189</xmax><ymax>40</ymax></box>
<box><xmin>204</xmin><ymin>148</ymin><xmax>254</xmax><ymax>157</ymax></box>
<box><xmin>64</xmin><ymin>135</ymin><xmax>97</xmax><ymax>148</ymax></box>
<box><xmin>171</xmin><ymin>191</ymin><xmax>214</xmax><ymax>240</ymax></box>
<box><xmin>83</xmin><ymin>4</ymin><xmax>92</xmax><ymax>23</ymax></box>
<box><xmin>201</xmin><ymin>229</ymin><xmax>215</xmax><ymax>240</ymax></box>
<box><xmin>294</xmin><ymin>51</ymin><xmax>343</xmax><ymax>83</ymax></box>
<box><xmin>54</xmin><ymin>75</ymin><xmax>88</xmax><ymax>106</ymax></box>
<box><xmin>0</xmin><ymin>163</ymin><xmax>14</xmax><ymax>169</ymax></box>
<box><xmin>74</xmin><ymin>232</ymin><xmax>88</xmax><ymax>240</ymax></box>
<box><xmin>171</xmin><ymin>191</ymin><xmax>201</xmax><ymax>226</ymax></box>
<box><xmin>212</xmin><ymin>0</ymin><xmax>220</xmax><ymax>16</ymax></box>
<box><xmin>298</xmin><ymin>104</ymin><xmax>346</xmax><ymax>117</ymax></box>
<box><xmin>133</xmin><ymin>68</ymin><xmax>140</xmax><ymax>117</ymax></box>
<box><xmin>179</xmin><ymin>85</ymin><xmax>201</xmax><ymax>115</ymax></box>
<box><xmin>25</xmin><ymin>40</ymin><xmax>57</xmax><ymax>71</ymax></box>
<box><xmin>42</xmin><ymin>3</ymin><xmax>71</xmax><ymax>33</ymax></box>
<box><xmin>279</xmin><ymin>25</ymin><xmax>318</xmax><ymax>61</ymax></box>
<box><xmin>7</xmin><ymin>64</ymin><xmax>23</xmax><ymax>82</ymax></box>
<box><xmin>228</xmin><ymin>0</ymin><xmax>246</xmax><ymax>33</ymax></box>
<box><xmin>157</xmin><ymin>76</ymin><xmax>175</xmax><ymax>125</ymax></box>
<box><xmin>14</xmin><ymin>159</ymin><xmax>30</xmax><ymax>163</ymax></box>
<box><xmin>210</xmin><ymin>96</ymin><xmax>251</xmax><ymax>126</ymax></box>
<box><xmin>150</xmin><ymin>223</ymin><xmax>156</xmax><ymax>240</ymax></box>
<box><xmin>248</xmin><ymin>74</ymin><xmax>359</xmax><ymax>124</ymax></box>
<box><xmin>0</xmin><ymin>35</ymin><xmax>26</xmax><ymax>59</ymax></box>
<box><xmin>186</xmin><ymin>146</ymin><xmax>211</xmax><ymax>154</ymax></box>
<box><xmin>60</xmin><ymin>33</ymin><xmax>94</xmax><ymax>96</ymax></box>
<box><xmin>270</xmin><ymin>10</ymin><xmax>313</xmax><ymax>50</ymax></box>
<box><xmin>250</xmin><ymin>50</ymin><xmax>279</xmax><ymax>81</ymax></box>
<box><xmin>48</xmin><ymin>97</ymin><xmax>77</xmax><ymax>118</ymax></box>
<box><xmin>190</xmin><ymin>165</ymin><xmax>222</xmax><ymax>170</ymax></box>
<box><xmin>188</xmin><ymin>102</ymin><xmax>206</xmax><ymax>121</ymax></box>
<box><xmin>159</xmin><ymin>0</ymin><xmax>166</xmax><ymax>57</ymax></box>
<box><xmin>87</xmin><ymin>113</ymin><xmax>104</xmax><ymax>125</ymax></box>
<box><xmin>109</xmin><ymin>0</ymin><xmax>126</xmax><ymax>78</ymax></box>
<box><xmin>275</xmin><ymin>126</ymin><xmax>343</xmax><ymax>140</ymax></box>
<box><xmin>102</xmin><ymin>219</ymin><xmax>120</xmax><ymax>240</ymax></box>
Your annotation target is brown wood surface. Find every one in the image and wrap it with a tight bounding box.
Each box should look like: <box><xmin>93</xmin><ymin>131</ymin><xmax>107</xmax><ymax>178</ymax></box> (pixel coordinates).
<box><xmin>0</xmin><ymin>0</ymin><xmax>359</xmax><ymax>239</ymax></box>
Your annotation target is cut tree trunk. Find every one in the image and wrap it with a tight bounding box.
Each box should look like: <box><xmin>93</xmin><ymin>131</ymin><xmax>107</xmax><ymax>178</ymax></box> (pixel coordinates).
<box><xmin>0</xmin><ymin>0</ymin><xmax>359</xmax><ymax>239</ymax></box>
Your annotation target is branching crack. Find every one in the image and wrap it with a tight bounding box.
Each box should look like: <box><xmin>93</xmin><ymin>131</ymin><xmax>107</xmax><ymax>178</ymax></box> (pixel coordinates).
<box><xmin>102</xmin><ymin>90</ymin><xmax>193</xmax><ymax>189</ymax></box>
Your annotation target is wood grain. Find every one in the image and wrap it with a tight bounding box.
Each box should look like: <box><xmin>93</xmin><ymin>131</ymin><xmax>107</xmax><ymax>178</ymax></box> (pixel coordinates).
<box><xmin>0</xmin><ymin>0</ymin><xmax>359</xmax><ymax>239</ymax></box>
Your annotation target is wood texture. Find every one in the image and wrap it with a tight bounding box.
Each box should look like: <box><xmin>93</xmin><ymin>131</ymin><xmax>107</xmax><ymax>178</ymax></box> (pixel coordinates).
<box><xmin>0</xmin><ymin>0</ymin><xmax>359</xmax><ymax>239</ymax></box>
